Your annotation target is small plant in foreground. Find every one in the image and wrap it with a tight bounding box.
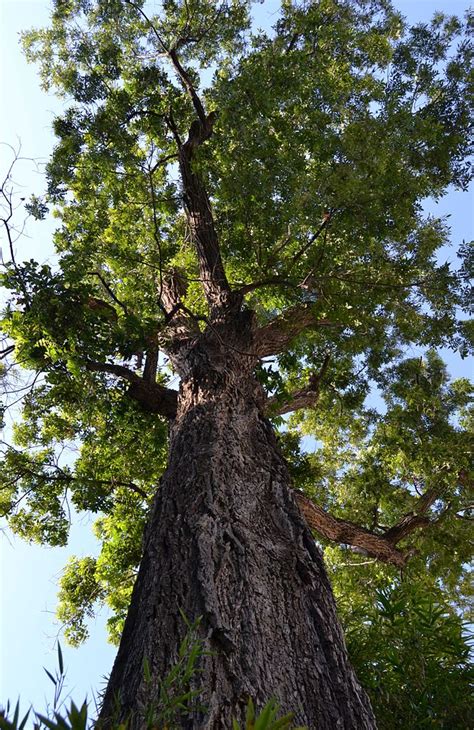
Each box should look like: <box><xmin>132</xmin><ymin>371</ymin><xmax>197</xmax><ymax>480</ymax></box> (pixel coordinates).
<box><xmin>233</xmin><ymin>698</ymin><xmax>307</xmax><ymax>730</ymax></box>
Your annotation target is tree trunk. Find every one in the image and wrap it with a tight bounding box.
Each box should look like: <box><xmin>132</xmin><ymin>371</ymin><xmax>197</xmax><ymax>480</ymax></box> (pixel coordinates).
<box><xmin>99</xmin><ymin>316</ymin><xmax>376</xmax><ymax>729</ymax></box>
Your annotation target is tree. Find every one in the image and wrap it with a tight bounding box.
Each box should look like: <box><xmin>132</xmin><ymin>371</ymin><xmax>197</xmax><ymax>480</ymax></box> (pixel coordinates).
<box><xmin>1</xmin><ymin>0</ymin><xmax>472</xmax><ymax>727</ymax></box>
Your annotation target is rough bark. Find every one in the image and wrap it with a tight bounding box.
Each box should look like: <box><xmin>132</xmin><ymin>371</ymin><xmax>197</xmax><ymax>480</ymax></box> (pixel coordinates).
<box><xmin>99</xmin><ymin>317</ymin><xmax>376</xmax><ymax>730</ymax></box>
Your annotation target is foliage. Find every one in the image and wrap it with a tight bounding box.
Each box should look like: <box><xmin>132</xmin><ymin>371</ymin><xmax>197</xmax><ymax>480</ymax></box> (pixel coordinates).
<box><xmin>0</xmin><ymin>644</ymin><xmax>77</xmax><ymax>730</ymax></box>
<box><xmin>342</xmin><ymin>582</ymin><xmax>473</xmax><ymax>729</ymax></box>
<box><xmin>0</xmin><ymin>703</ymin><xmax>31</xmax><ymax>730</ymax></box>
<box><xmin>296</xmin><ymin>351</ymin><xmax>473</xmax><ymax>586</ymax></box>
<box><xmin>0</xmin><ymin>0</ymin><xmax>473</xmax><ymax>725</ymax></box>
<box><xmin>233</xmin><ymin>699</ymin><xmax>305</xmax><ymax>730</ymax></box>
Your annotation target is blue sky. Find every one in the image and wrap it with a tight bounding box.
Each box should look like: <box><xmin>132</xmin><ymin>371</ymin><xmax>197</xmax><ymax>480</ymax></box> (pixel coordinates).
<box><xmin>0</xmin><ymin>0</ymin><xmax>472</xmax><ymax>721</ymax></box>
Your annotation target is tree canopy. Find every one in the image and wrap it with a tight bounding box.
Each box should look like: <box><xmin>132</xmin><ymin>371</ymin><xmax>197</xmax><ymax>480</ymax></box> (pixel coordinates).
<box><xmin>0</xmin><ymin>1</ymin><xmax>472</xmax><ymax>726</ymax></box>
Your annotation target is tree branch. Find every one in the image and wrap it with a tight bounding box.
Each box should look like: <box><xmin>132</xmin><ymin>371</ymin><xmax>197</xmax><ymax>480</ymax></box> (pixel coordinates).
<box><xmin>0</xmin><ymin>344</ymin><xmax>15</xmax><ymax>360</ymax></box>
<box><xmin>124</xmin><ymin>0</ymin><xmax>235</xmax><ymax>315</ymax></box>
<box><xmin>295</xmin><ymin>484</ymin><xmax>448</xmax><ymax>568</ymax></box>
<box><xmin>88</xmin><ymin>271</ymin><xmax>129</xmax><ymax>314</ymax></box>
<box><xmin>266</xmin><ymin>354</ymin><xmax>331</xmax><ymax>416</ymax></box>
<box><xmin>1</xmin><ymin>173</ymin><xmax>31</xmax><ymax>309</ymax></box>
<box><xmin>142</xmin><ymin>344</ymin><xmax>159</xmax><ymax>384</ymax></box>
<box><xmin>85</xmin><ymin>360</ymin><xmax>177</xmax><ymax>418</ymax></box>
<box><xmin>255</xmin><ymin>304</ymin><xmax>341</xmax><ymax>358</ymax></box>
<box><xmin>382</xmin><ymin>487</ymin><xmax>439</xmax><ymax>543</ymax></box>
<box><xmin>237</xmin><ymin>276</ymin><xmax>295</xmax><ymax>295</ymax></box>
<box><xmin>160</xmin><ymin>268</ymin><xmax>201</xmax><ymax>341</ymax></box>
<box><xmin>294</xmin><ymin>493</ymin><xmax>409</xmax><ymax>568</ymax></box>
<box><xmin>290</xmin><ymin>212</ymin><xmax>332</xmax><ymax>270</ymax></box>
<box><xmin>165</xmin><ymin>109</ymin><xmax>183</xmax><ymax>148</ymax></box>
<box><xmin>169</xmin><ymin>48</ymin><xmax>207</xmax><ymax>124</ymax></box>
<box><xmin>2</xmin><ymin>453</ymin><xmax>150</xmax><ymax>502</ymax></box>
<box><xmin>84</xmin><ymin>359</ymin><xmax>144</xmax><ymax>383</ymax></box>
<box><xmin>179</xmin><ymin>113</ymin><xmax>238</xmax><ymax>315</ymax></box>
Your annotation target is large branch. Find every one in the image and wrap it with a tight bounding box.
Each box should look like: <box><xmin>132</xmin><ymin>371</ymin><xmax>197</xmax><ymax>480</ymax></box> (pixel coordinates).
<box><xmin>294</xmin><ymin>486</ymin><xmax>446</xmax><ymax>568</ymax></box>
<box><xmin>265</xmin><ymin>354</ymin><xmax>330</xmax><ymax>416</ymax></box>
<box><xmin>143</xmin><ymin>344</ymin><xmax>159</xmax><ymax>384</ymax></box>
<box><xmin>125</xmin><ymin>0</ymin><xmax>234</xmax><ymax>315</ymax></box>
<box><xmin>160</xmin><ymin>268</ymin><xmax>200</xmax><ymax>341</ymax></box>
<box><xmin>255</xmin><ymin>304</ymin><xmax>340</xmax><ymax>358</ymax></box>
<box><xmin>179</xmin><ymin>115</ymin><xmax>237</xmax><ymax>314</ymax></box>
<box><xmin>169</xmin><ymin>48</ymin><xmax>207</xmax><ymax>123</ymax></box>
<box><xmin>85</xmin><ymin>360</ymin><xmax>177</xmax><ymax>418</ymax></box>
<box><xmin>169</xmin><ymin>47</ymin><xmax>236</xmax><ymax>313</ymax></box>
<box><xmin>295</xmin><ymin>493</ymin><xmax>409</xmax><ymax>568</ymax></box>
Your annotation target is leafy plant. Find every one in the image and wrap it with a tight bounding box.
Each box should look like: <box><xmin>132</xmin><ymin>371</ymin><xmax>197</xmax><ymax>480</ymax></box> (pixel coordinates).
<box><xmin>0</xmin><ymin>702</ymin><xmax>30</xmax><ymax>730</ymax></box>
<box><xmin>342</xmin><ymin>582</ymin><xmax>473</xmax><ymax>729</ymax></box>
<box><xmin>233</xmin><ymin>698</ymin><xmax>306</xmax><ymax>730</ymax></box>
<box><xmin>0</xmin><ymin>627</ymin><xmax>303</xmax><ymax>730</ymax></box>
<box><xmin>140</xmin><ymin>613</ymin><xmax>208</xmax><ymax>728</ymax></box>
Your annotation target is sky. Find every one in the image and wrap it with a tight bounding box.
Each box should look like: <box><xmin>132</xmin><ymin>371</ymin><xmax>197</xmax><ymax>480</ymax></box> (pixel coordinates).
<box><xmin>0</xmin><ymin>0</ymin><xmax>472</xmax><ymax>723</ymax></box>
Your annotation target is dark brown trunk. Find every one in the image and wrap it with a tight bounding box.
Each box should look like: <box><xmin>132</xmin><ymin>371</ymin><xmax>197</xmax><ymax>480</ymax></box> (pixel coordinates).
<box><xmin>99</xmin><ymin>316</ymin><xmax>376</xmax><ymax>729</ymax></box>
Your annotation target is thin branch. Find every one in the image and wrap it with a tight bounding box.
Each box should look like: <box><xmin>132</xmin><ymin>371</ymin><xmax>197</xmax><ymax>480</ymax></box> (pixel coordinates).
<box><xmin>150</xmin><ymin>151</ymin><xmax>179</xmax><ymax>175</ymax></box>
<box><xmin>290</xmin><ymin>213</ymin><xmax>332</xmax><ymax>269</ymax></box>
<box><xmin>0</xmin><ymin>344</ymin><xmax>15</xmax><ymax>360</ymax></box>
<box><xmin>285</xmin><ymin>33</ymin><xmax>300</xmax><ymax>53</ymax></box>
<box><xmin>88</xmin><ymin>271</ymin><xmax>129</xmax><ymax>314</ymax></box>
<box><xmin>174</xmin><ymin>2</ymin><xmax>227</xmax><ymax>54</ymax></box>
<box><xmin>125</xmin><ymin>0</ymin><xmax>169</xmax><ymax>54</ymax></box>
<box><xmin>124</xmin><ymin>0</ymin><xmax>206</xmax><ymax>123</ymax></box>
<box><xmin>237</xmin><ymin>276</ymin><xmax>295</xmax><ymax>295</ymax></box>
<box><xmin>3</xmin><ymin>455</ymin><xmax>150</xmax><ymax>503</ymax></box>
<box><xmin>146</xmin><ymin>166</ymin><xmax>165</xmax><ymax>309</ymax></box>
<box><xmin>322</xmin><ymin>272</ymin><xmax>432</xmax><ymax>290</ymax></box>
<box><xmin>1</xmin><ymin>197</ymin><xmax>30</xmax><ymax>308</ymax></box>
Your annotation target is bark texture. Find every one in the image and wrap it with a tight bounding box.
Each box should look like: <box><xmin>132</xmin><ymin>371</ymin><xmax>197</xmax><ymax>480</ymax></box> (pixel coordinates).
<box><xmin>99</xmin><ymin>315</ymin><xmax>376</xmax><ymax>729</ymax></box>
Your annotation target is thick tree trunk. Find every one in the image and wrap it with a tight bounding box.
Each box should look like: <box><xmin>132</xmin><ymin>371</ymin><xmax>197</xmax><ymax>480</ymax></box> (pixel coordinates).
<box><xmin>99</xmin><ymin>317</ymin><xmax>376</xmax><ymax>729</ymax></box>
